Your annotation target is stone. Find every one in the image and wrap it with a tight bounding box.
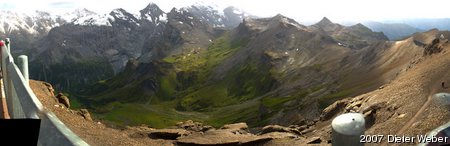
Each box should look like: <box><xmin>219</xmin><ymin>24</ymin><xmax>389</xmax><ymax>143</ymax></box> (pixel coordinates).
<box><xmin>361</xmin><ymin>101</ymin><xmax>385</xmax><ymax>113</ymax></box>
<box><xmin>297</xmin><ymin>125</ymin><xmax>308</xmax><ymax>131</ymax></box>
<box><xmin>176</xmin><ymin>120</ymin><xmax>214</xmax><ymax>132</ymax></box>
<box><xmin>78</xmin><ymin>109</ymin><xmax>92</xmax><ymax>121</ymax></box>
<box><xmin>176</xmin><ymin>129</ymin><xmax>271</xmax><ymax>145</ymax></box>
<box><xmin>260</xmin><ymin>132</ymin><xmax>298</xmax><ymax>139</ymax></box>
<box><xmin>260</xmin><ymin>125</ymin><xmax>292</xmax><ymax>134</ymax></box>
<box><xmin>43</xmin><ymin>82</ymin><xmax>55</xmax><ymax>97</ymax></box>
<box><xmin>307</xmin><ymin>137</ymin><xmax>322</xmax><ymax>144</ymax></box>
<box><xmin>148</xmin><ymin>129</ymin><xmax>190</xmax><ymax>140</ymax></box>
<box><xmin>320</xmin><ymin>99</ymin><xmax>348</xmax><ymax>121</ymax></box>
<box><xmin>300</xmin><ymin>127</ymin><xmax>314</xmax><ymax>134</ymax></box>
<box><xmin>56</xmin><ymin>93</ymin><xmax>70</xmax><ymax>108</ymax></box>
<box><xmin>221</xmin><ymin>123</ymin><xmax>249</xmax><ymax>134</ymax></box>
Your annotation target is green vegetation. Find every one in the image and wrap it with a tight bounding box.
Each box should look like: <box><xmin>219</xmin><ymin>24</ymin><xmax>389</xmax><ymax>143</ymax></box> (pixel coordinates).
<box><xmin>206</xmin><ymin>101</ymin><xmax>260</xmax><ymax>127</ymax></box>
<box><xmin>69</xmin><ymin>30</ymin><xmax>352</xmax><ymax>129</ymax></box>
<box><xmin>317</xmin><ymin>80</ymin><xmax>375</xmax><ymax>109</ymax></box>
<box><xmin>318</xmin><ymin>88</ymin><xmax>354</xmax><ymax>109</ymax></box>
<box><xmin>29</xmin><ymin>59</ymin><xmax>114</xmax><ymax>93</ymax></box>
<box><xmin>78</xmin><ymin>32</ymin><xmax>276</xmax><ymax>128</ymax></box>
<box><xmin>98</xmin><ymin>102</ymin><xmax>205</xmax><ymax>128</ymax></box>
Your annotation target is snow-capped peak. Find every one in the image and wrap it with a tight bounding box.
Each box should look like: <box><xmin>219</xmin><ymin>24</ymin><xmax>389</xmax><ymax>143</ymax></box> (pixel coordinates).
<box><xmin>0</xmin><ymin>10</ymin><xmax>58</xmax><ymax>34</ymax></box>
<box><xmin>62</xmin><ymin>8</ymin><xmax>111</xmax><ymax>26</ymax></box>
<box><xmin>140</xmin><ymin>3</ymin><xmax>166</xmax><ymax>24</ymax></box>
<box><xmin>192</xmin><ymin>1</ymin><xmax>224</xmax><ymax>15</ymax></box>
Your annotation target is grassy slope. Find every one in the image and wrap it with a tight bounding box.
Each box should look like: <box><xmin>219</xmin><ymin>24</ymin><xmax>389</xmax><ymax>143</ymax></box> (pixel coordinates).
<box><xmin>84</xmin><ymin>32</ymin><xmax>272</xmax><ymax>128</ymax></box>
<box><xmin>81</xmin><ymin>31</ymin><xmax>376</xmax><ymax>128</ymax></box>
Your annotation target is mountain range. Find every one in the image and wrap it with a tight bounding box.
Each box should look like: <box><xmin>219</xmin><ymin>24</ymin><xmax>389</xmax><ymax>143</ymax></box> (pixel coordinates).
<box><xmin>1</xmin><ymin>2</ymin><xmax>450</xmax><ymax>138</ymax></box>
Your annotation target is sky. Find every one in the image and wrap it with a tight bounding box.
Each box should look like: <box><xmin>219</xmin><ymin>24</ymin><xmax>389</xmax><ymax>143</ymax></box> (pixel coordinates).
<box><xmin>1</xmin><ymin>0</ymin><xmax>449</xmax><ymax>24</ymax></box>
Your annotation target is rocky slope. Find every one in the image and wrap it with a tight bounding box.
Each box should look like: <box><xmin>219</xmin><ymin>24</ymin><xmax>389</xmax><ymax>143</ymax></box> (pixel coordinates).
<box><xmin>307</xmin><ymin>30</ymin><xmax>450</xmax><ymax>144</ymax></box>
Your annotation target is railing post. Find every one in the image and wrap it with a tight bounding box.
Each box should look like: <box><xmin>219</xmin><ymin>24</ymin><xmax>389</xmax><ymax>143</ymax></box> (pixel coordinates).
<box><xmin>18</xmin><ymin>55</ymin><xmax>29</xmax><ymax>83</ymax></box>
<box><xmin>0</xmin><ymin>41</ymin><xmax>10</xmax><ymax>119</ymax></box>
<box><xmin>332</xmin><ymin>113</ymin><xmax>365</xmax><ymax>146</ymax></box>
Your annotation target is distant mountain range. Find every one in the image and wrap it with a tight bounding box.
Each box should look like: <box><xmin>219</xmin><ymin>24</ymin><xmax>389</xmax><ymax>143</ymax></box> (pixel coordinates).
<box><xmin>361</xmin><ymin>18</ymin><xmax>450</xmax><ymax>40</ymax></box>
<box><xmin>362</xmin><ymin>21</ymin><xmax>424</xmax><ymax>40</ymax></box>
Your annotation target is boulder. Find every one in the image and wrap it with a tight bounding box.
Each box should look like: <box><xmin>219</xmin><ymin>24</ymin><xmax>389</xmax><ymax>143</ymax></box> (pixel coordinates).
<box><xmin>56</xmin><ymin>93</ymin><xmax>70</xmax><ymax>108</ymax></box>
<box><xmin>220</xmin><ymin>123</ymin><xmax>249</xmax><ymax>134</ymax></box>
<box><xmin>361</xmin><ymin>101</ymin><xmax>385</xmax><ymax>113</ymax></box>
<box><xmin>320</xmin><ymin>99</ymin><xmax>348</xmax><ymax>121</ymax></box>
<box><xmin>260</xmin><ymin>125</ymin><xmax>292</xmax><ymax>134</ymax></box>
<box><xmin>78</xmin><ymin>109</ymin><xmax>92</xmax><ymax>121</ymax></box>
<box><xmin>176</xmin><ymin>120</ymin><xmax>214</xmax><ymax>132</ymax></box>
<box><xmin>42</xmin><ymin>82</ymin><xmax>55</xmax><ymax>97</ymax></box>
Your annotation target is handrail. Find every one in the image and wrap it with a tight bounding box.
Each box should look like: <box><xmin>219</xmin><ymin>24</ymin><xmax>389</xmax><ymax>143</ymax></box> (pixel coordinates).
<box><xmin>1</xmin><ymin>38</ymin><xmax>89</xmax><ymax>145</ymax></box>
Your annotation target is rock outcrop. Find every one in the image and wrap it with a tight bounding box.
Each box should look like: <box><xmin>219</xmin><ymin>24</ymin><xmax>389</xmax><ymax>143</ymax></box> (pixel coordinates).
<box><xmin>144</xmin><ymin>121</ymin><xmax>322</xmax><ymax>145</ymax></box>
<box><xmin>55</xmin><ymin>93</ymin><xmax>70</xmax><ymax>108</ymax></box>
<box><xmin>423</xmin><ymin>38</ymin><xmax>444</xmax><ymax>56</ymax></box>
<box><xmin>78</xmin><ymin>109</ymin><xmax>93</xmax><ymax>121</ymax></box>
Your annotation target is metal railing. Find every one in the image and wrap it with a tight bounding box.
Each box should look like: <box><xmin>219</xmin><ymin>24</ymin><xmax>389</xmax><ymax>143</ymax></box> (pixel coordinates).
<box><xmin>1</xmin><ymin>38</ymin><xmax>89</xmax><ymax>146</ymax></box>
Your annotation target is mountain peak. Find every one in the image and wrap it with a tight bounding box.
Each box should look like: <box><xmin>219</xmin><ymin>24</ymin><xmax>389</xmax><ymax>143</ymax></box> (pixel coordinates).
<box><xmin>141</xmin><ymin>3</ymin><xmax>164</xmax><ymax>15</ymax></box>
<box><xmin>140</xmin><ymin>2</ymin><xmax>165</xmax><ymax>24</ymax></box>
<box><xmin>62</xmin><ymin>8</ymin><xmax>110</xmax><ymax>26</ymax></box>
<box><xmin>109</xmin><ymin>8</ymin><xmax>140</xmax><ymax>26</ymax></box>
<box><xmin>318</xmin><ymin>17</ymin><xmax>333</xmax><ymax>25</ymax></box>
<box><xmin>310</xmin><ymin>16</ymin><xmax>343</xmax><ymax>33</ymax></box>
<box><xmin>349</xmin><ymin>23</ymin><xmax>371</xmax><ymax>30</ymax></box>
<box><xmin>273</xmin><ymin>14</ymin><xmax>287</xmax><ymax>19</ymax></box>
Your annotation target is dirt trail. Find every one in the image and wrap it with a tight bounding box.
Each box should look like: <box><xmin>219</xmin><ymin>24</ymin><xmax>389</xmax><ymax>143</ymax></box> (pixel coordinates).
<box><xmin>395</xmin><ymin>90</ymin><xmax>435</xmax><ymax>135</ymax></box>
<box><xmin>395</xmin><ymin>55</ymin><xmax>450</xmax><ymax>135</ymax></box>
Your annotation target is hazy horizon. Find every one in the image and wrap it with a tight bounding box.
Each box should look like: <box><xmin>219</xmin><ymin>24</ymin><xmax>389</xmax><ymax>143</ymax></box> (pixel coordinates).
<box><xmin>1</xmin><ymin>0</ymin><xmax>450</xmax><ymax>25</ymax></box>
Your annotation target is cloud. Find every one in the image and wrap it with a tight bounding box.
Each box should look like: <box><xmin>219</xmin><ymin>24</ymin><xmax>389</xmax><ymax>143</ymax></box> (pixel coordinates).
<box><xmin>48</xmin><ymin>1</ymin><xmax>76</xmax><ymax>8</ymax></box>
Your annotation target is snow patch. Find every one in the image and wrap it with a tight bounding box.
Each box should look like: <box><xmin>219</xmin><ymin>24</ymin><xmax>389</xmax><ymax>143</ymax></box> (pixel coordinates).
<box><xmin>233</xmin><ymin>9</ymin><xmax>243</xmax><ymax>14</ymax></box>
<box><xmin>213</xmin><ymin>24</ymin><xmax>225</xmax><ymax>28</ymax></box>
<box><xmin>159</xmin><ymin>13</ymin><xmax>167</xmax><ymax>22</ymax></box>
<box><xmin>62</xmin><ymin>8</ymin><xmax>111</xmax><ymax>26</ymax></box>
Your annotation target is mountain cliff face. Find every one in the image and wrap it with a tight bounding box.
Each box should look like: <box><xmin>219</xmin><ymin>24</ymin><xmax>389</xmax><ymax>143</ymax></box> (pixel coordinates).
<box><xmin>3</xmin><ymin>3</ymin><xmax>247</xmax><ymax>92</ymax></box>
